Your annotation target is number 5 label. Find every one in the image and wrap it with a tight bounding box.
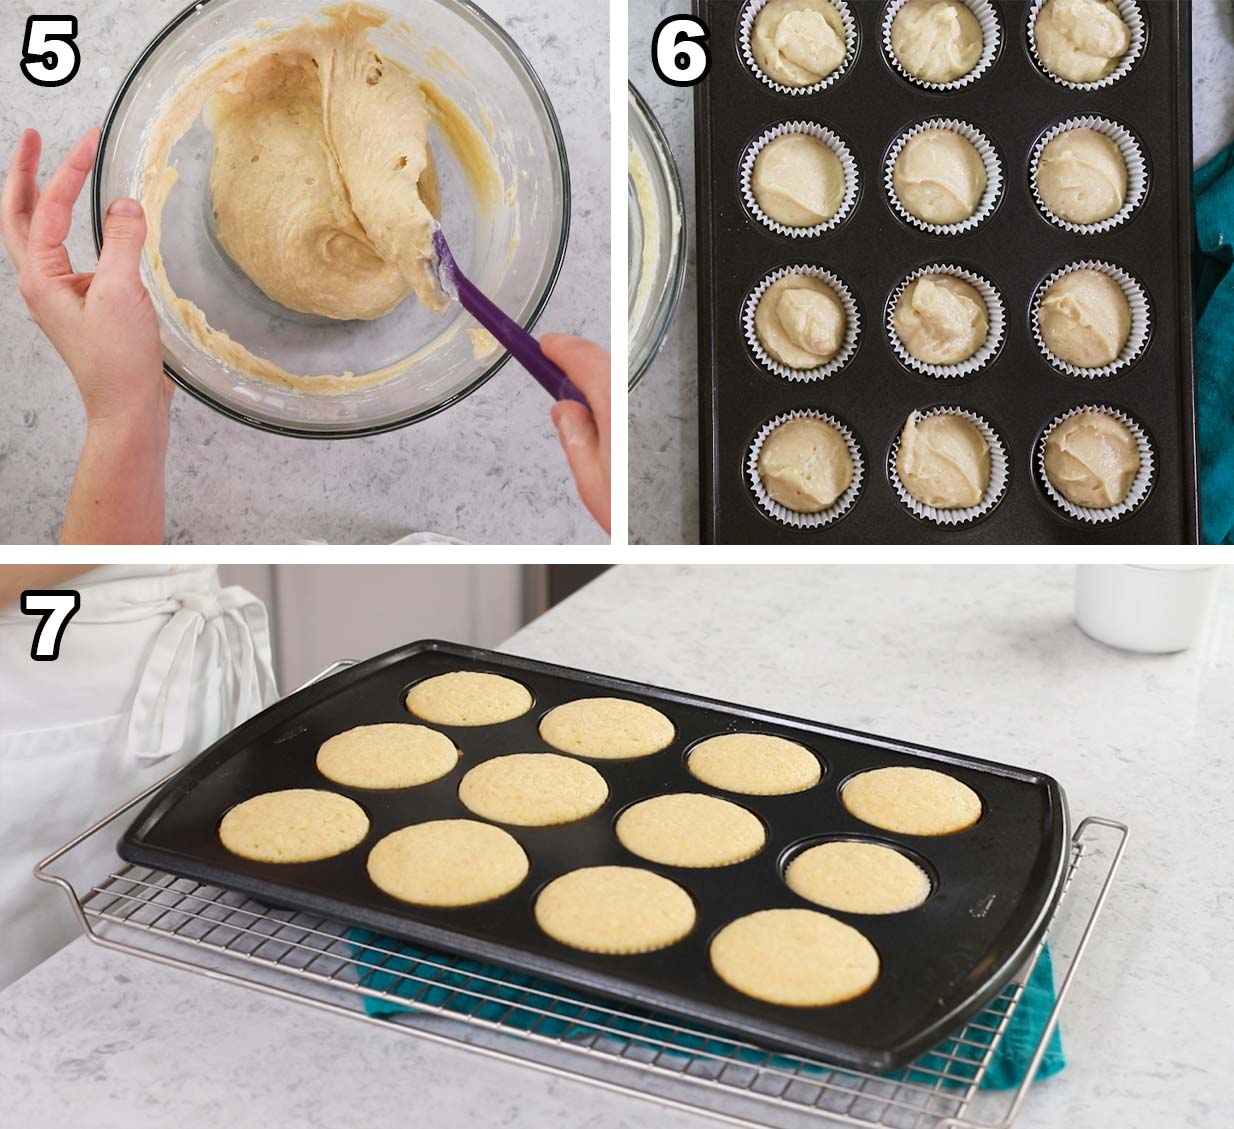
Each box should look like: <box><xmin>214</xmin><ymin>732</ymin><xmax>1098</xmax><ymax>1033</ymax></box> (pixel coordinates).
<box><xmin>21</xmin><ymin>590</ymin><xmax>80</xmax><ymax>660</ymax></box>
<box><xmin>21</xmin><ymin>16</ymin><xmax>81</xmax><ymax>88</ymax></box>
<box><xmin>652</xmin><ymin>16</ymin><xmax>710</xmax><ymax>87</ymax></box>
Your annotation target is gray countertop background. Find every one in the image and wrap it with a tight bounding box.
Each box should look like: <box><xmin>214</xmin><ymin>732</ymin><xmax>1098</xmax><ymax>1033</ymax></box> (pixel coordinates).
<box><xmin>0</xmin><ymin>0</ymin><xmax>609</xmax><ymax>546</ymax></box>
<box><xmin>1</xmin><ymin>564</ymin><xmax>1232</xmax><ymax>1127</ymax></box>
<box><xmin>629</xmin><ymin>0</ymin><xmax>1234</xmax><ymax>545</ymax></box>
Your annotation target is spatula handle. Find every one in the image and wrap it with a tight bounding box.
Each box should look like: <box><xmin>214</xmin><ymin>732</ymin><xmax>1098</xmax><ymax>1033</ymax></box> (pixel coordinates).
<box><xmin>453</xmin><ymin>272</ymin><xmax>587</xmax><ymax>405</ymax></box>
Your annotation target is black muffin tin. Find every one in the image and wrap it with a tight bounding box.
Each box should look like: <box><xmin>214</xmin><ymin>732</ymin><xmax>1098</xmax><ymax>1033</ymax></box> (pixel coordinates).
<box><xmin>121</xmin><ymin>639</ymin><xmax>1069</xmax><ymax>1070</ymax></box>
<box><xmin>695</xmin><ymin>0</ymin><xmax>1198</xmax><ymax>543</ymax></box>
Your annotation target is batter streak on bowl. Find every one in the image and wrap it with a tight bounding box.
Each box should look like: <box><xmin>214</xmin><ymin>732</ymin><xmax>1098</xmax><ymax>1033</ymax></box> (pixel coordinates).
<box><xmin>141</xmin><ymin>2</ymin><xmax>502</xmax><ymax>391</ymax></box>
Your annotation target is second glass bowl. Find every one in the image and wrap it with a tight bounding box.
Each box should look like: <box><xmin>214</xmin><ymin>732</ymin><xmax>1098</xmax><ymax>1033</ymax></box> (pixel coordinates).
<box><xmin>628</xmin><ymin>83</ymin><xmax>686</xmax><ymax>390</ymax></box>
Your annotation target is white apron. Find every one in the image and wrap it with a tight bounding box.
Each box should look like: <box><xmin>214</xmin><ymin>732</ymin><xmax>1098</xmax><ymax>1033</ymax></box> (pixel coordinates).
<box><xmin>0</xmin><ymin>565</ymin><xmax>278</xmax><ymax>989</ymax></box>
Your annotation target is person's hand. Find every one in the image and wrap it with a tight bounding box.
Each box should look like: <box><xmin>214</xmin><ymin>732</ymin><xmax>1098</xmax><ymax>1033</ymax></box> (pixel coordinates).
<box><xmin>2</xmin><ymin>127</ymin><xmax>171</xmax><ymax>433</ymax></box>
<box><xmin>543</xmin><ymin>334</ymin><xmax>610</xmax><ymax>535</ymax></box>
<box><xmin>2</xmin><ymin>127</ymin><xmax>171</xmax><ymax>543</ymax></box>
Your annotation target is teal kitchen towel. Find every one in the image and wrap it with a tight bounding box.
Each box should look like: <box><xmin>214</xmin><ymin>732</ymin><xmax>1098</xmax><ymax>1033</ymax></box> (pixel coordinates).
<box><xmin>346</xmin><ymin>929</ymin><xmax>1063</xmax><ymax>1092</ymax></box>
<box><xmin>1195</xmin><ymin>144</ymin><xmax>1234</xmax><ymax>544</ymax></box>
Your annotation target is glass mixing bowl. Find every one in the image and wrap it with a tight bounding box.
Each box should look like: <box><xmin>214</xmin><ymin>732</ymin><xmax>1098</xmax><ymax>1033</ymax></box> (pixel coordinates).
<box><xmin>93</xmin><ymin>0</ymin><xmax>570</xmax><ymax>438</ymax></box>
<box><xmin>628</xmin><ymin>83</ymin><xmax>685</xmax><ymax>391</ymax></box>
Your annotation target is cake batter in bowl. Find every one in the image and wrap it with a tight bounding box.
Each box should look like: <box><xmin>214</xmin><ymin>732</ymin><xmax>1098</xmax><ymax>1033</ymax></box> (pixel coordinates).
<box><xmin>93</xmin><ymin>0</ymin><xmax>569</xmax><ymax>437</ymax></box>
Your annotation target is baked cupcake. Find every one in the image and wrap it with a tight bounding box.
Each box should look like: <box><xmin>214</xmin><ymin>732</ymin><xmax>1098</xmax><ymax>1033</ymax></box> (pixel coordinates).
<box><xmin>785</xmin><ymin>840</ymin><xmax>931</xmax><ymax>914</ymax></box>
<box><xmin>687</xmin><ymin>733</ymin><xmax>821</xmax><ymax>795</ymax></box>
<box><xmin>316</xmin><ymin>724</ymin><xmax>458</xmax><ymax>789</ymax></box>
<box><xmin>751</xmin><ymin>0</ymin><xmax>848</xmax><ymax>88</ymax></box>
<box><xmin>457</xmin><ymin>753</ymin><xmax>608</xmax><ymax>827</ymax></box>
<box><xmin>1042</xmin><ymin>409</ymin><xmax>1141</xmax><ymax>508</ymax></box>
<box><xmin>1033</xmin><ymin>0</ymin><xmax>1131</xmax><ymax>84</ymax></box>
<box><xmin>367</xmin><ymin>820</ymin><xmax>529</xmax><ymax>907</ymax></box>
<box><xmin>405</xmin><ymin>671</ymin><xmax>532</xmax><ymax>726</ymax></box>
<box><xmin>755</xmin><ymin>274</ymin><xmax>846</xmax><ymax>370</ymax></box>
<box><xmin>757</xmin><ymin>417</ymin><xmax>854</xmax><ymax>513</ymax></box>
<box><xmin>842</xmin><ymin>766</ymin><xmax>982</xmax><ymax>835</ymax></box>
<box><xmin>1036</xmin><ymin>128</ymin><xmax>1127</xmax><ymax>225</ymax></box>
<box><xmin>752</xmin><ymin>132</ymin><xmax>846</xmax><ymax>228</ymax></box>
<box><xmin>535</xmin><ymin>866</ymin><xmax>696</xmax><ymax>954</ymax></box>
<box><xmin>892</xmin><ymin>128</ymin><xmax>987</xmax><ymax>226</ymax></box>
<box><xmin>896</xmin><ymin>411</ymin><xmax>990</xmax><ymax>509</ymax></box>
<box><xmin>890</xmin><ymin>0</ymin><xmax>983</xmax><ymax>84</ymax></box>
<box><xmin>539</xmin><ymin>697</ymin><xmax>675</xmax><ymax>760</ymax></box>
<box><xmin>1038</xmin><ymin>268</ymin><xmax>1130</xmax><ymax>369</ymax></box>
<box><xmin>893</xmin><ymin>274</ymin><xmax>988</xmax><ymax>367</ymax></box>
<box><xmin>219</xmin><ymin>790</ymin><xmax>369</xmax><ymax>864</ymax></box>
<box><xmin>616</xmin><ymin>794</ymin><xmax>766</xmax><ymax>868</ymax></box>
<box><xmin>711</xmin><ymin>909</ymin><xmax>879</xmax><ymax>1006</ymax></box>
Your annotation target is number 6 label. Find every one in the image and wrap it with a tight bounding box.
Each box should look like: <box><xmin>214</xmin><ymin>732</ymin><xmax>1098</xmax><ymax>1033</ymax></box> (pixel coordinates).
<box><xmin>21</xmin><ymin>590</ymin><xmax>80</xmax><ymax>661</ymax></box>
<box><xmin>652</xmin><ymin>16</ymin><xmax>710</xmax><ymax>87</ymax></box>
<box><xmin>21</xmin><ymin>16</ymin><xmax>81</xmax><ymax>88</ymax></box>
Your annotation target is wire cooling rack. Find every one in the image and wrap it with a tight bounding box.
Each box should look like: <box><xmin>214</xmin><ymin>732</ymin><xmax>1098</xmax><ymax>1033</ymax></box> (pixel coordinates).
<box><xmin>35</xmin><ymin>664</ymin><xmax>1129</xmax><ymax>1129</ymax></box>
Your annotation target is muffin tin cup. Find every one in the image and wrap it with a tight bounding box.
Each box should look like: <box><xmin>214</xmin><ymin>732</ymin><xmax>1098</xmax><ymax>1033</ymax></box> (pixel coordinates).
<box><xmin>739</xmin><ymin>0</ymin><xmax>859</xmax><ymax>96</ymax></box>
<box><xmin>884</xmin><ymin>118</ymin><xmax>1003</xmax><ymax>236</ymax></box>
<box><xmin>1036</xmin><ymin>403</ymin><xmax>1155</xmax><ymax>523</ymax></box>
<box><xmin>888</xmin><ymin>407</ymin><xmax>1009</xmax><ymax>527</ymax></box>
<box><xmin>744</xmin><ymin>265</ymin><xmax>862</xmax><ymax>382</ymax></box>
<box><xmin>1031</xmin><ymin>259</ymin><xmax>1151</xmax><ymax>379</ymax></box>
<box><xmin>886</xmin><ymin>264</ymin><xmax>1005</xmax><ymax>379</ymax></box>
<box><xmin>747</xmin><ymin>409</ymin><xmax>865</xmax><ymax>528</ymax></box>
<box><xmin>1030</xmin><ymin>115</ymin><xmax>1148</xmax><ymax>234</ymax></box>
<box><xmin>881</xmin><ymin>0</ymin><xmax>1001</xmax><ymax>91</ymax></box>
<box><xmin>741</xmin><ymin>121</ymin><xmax>860</xmax><ymax>238</ymax></box>
<box><xmin>1027</xmin><ymin>0</ymin><xmax>1146</xmax><ymax>91</ymax></box>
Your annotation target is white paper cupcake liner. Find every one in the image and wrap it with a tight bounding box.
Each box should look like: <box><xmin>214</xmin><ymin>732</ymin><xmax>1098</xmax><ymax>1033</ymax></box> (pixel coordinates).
<box><xmin>741</xmin><ymin>121</ymin><xmax>860</xmax><ymax>239</ymax></box>
<box><xmin>1030</xmin><ymin>115</ymin><xmax>1147</xmax><ymax>234</ymax></box>
<box><xmin>1036</xmin><ymin>403</ymin><xmax>1154</xmax><ymax>523</ymax></box>
<box><xmin>1031</xmin><ymin>259</ymin><xmax>1151</xmax><ymax>379</ymax></box>
<box><xmin>743</xmin><ymin>265</ymin><xmax>861</xmax><ymax>383</ymax></box>
<box><xmin>1027</xmin><ymin>0</ymin><xmax>1145</xmax><ymax>91</ymax></box>
<box><xmin>888</xmin><ymin>406</ymin><xmax>1009</xmax><ymax>526</ymax></box>
<box><xmin>886</xmin><ymin>264</ymin><xmax>1005</xmax><ymax>379</ymax></box>
<box><xmin>884</xmin><ymin>118</ymin><xmax>1002</xmax><ymax>236</ymax></box>
<box><xmin>747</xmin><ymin>409</ymin><xmax>865</xmax><ymax>529</ymax></box>
<box><xmin>739</xmin><ymin>0</ymin><xmax>858</xmax><ymax>96</ymax></box>
<box><xmin>882</xmin><ymin>0</ymin><xmax>1000</xmax><ymax>91</ymax></box>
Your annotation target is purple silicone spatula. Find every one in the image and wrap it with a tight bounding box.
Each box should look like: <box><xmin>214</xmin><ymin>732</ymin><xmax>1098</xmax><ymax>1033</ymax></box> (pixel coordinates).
<box><xmin>432</xmin><ymin>227</ymin><xmax>587</xmax><ymax>405</ymax></box>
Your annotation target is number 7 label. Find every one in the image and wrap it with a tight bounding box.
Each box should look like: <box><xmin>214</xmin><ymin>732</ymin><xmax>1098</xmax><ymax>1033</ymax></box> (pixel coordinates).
<box><xmin>21</xmin><ymin>590</ymin><xmax>81</xmax><ymax>661</ymax></box>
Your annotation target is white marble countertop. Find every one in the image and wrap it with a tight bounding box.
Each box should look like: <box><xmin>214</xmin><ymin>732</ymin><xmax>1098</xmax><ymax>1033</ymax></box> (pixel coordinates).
<box><xmin>3</xmin><ymin>564</ymin><xmax>1233</xmax><ymax>1128</ymax></box>
<box><xmin>0</xmin><ymin>0</ymin><xmax>608</xmax><ymax>545</ymax></box>
<box><xmin>629</xmin><ymin>0</ymin><xmax>1234</xmax><ymax>544</ymax></box>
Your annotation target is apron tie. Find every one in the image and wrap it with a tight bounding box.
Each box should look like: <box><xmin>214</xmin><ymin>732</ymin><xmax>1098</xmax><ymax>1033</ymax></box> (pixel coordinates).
<box><xmin>126</xmin><ymin>586</ymin><xmax>277</xmax><ymax>763</ymax></box>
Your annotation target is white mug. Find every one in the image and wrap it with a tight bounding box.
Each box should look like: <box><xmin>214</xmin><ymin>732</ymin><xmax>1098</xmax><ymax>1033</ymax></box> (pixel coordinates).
<box><xmin>1074</xmin><ymin>565</ymin><xmax>1222</xmax><ymax>654</ymax></box>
